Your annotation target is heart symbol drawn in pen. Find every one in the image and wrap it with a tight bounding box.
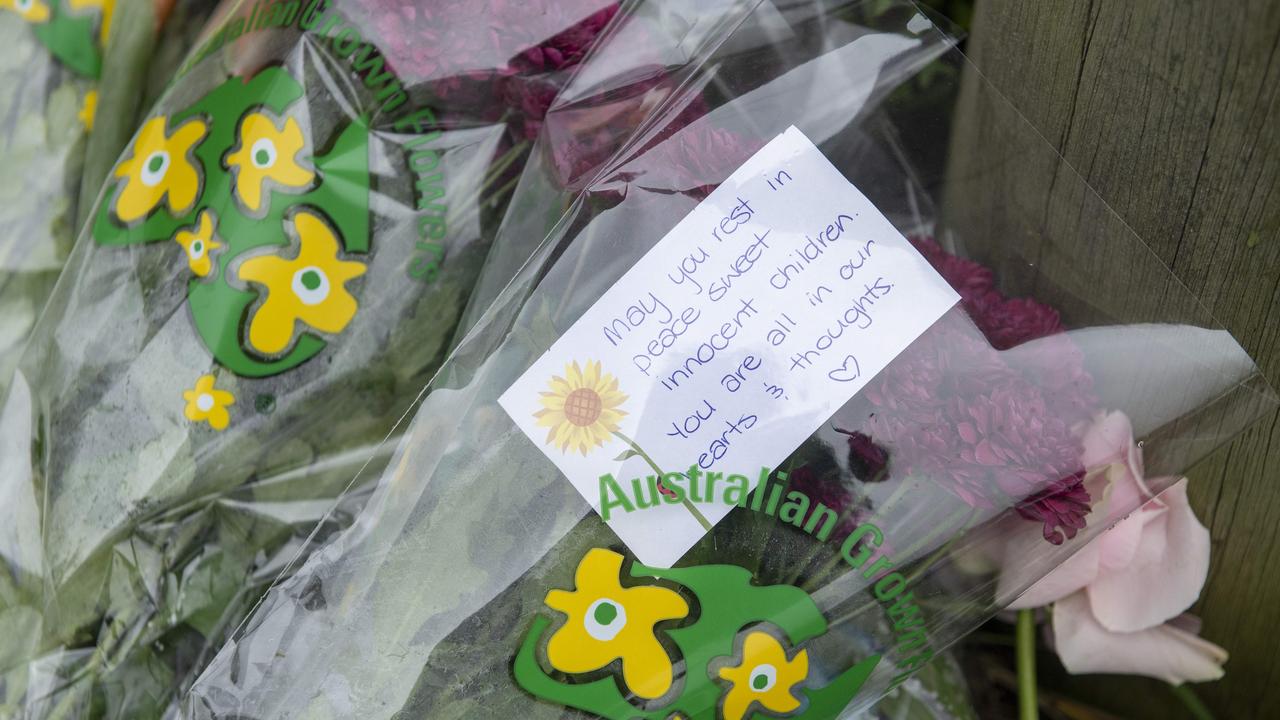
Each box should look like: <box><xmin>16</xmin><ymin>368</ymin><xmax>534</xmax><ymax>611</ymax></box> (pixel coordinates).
<box><xmin>828</xmin><ymin>355</ymin><xmax>861</xmax><ymax>383</ymax></box>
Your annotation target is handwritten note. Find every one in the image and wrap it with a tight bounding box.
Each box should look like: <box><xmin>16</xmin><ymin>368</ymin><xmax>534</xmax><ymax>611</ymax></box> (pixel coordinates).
<box><xmin>500</xmin><ymin>126</ymin><xmax>958</xmax><ymax>566</ymax></box>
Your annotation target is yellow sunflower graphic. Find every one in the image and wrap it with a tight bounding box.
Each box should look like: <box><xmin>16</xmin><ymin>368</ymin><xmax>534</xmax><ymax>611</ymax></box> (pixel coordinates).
<box><xmin>238</xmin><ymin>210</ymin><xmax>366</xmax><ymax>355</ymax></box>
<box><xmin>173</xmin><ymin>210</ymin><xmax>221</xmax><ymax>277</ymax></box>
<box><xmin>183</xmin><ymin>374</ymin><xmax>234</xmax><ymax>431</ymax></box>
<box><xmin>534</xmin><ymin>360</ymin><xmax>628</xmax><ymax>456</ymax></box>
<box><xmin>544</xmin><ymin>548</ymin><xmax>688</xmax><ymax>700</ymax></box>
<box><xmin>225</xmin><ymin>112</ymin><xmax>314</xmax><ymax>212</ymax></box>
<box><xmin>112</xmin><ymin>115</ymin><xmax>207</xmax><ymax>223</ymax></box>
<box><xmin>717</xmin><ymin>631</ymin><xmax>810</xmax><ymax>720</ymax></box>
<box><xmin>2</xmin><ymin>0</ymin><xmax>50</xmax><ymax>23</ymax></box>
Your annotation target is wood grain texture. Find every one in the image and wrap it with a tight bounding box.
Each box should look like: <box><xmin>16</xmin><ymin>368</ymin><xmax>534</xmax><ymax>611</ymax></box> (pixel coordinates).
<box><xmin>953</xmin><ymin>0</ymin><xmax>1280</xmax><ymax>716</ymax></box>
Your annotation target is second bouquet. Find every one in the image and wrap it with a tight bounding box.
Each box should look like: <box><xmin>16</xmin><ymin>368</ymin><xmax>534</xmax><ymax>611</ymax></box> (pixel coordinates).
<box><xmin>0</xmin><ymin>0</ymin><xmax>627</xmax><ymax>716</ymax></box>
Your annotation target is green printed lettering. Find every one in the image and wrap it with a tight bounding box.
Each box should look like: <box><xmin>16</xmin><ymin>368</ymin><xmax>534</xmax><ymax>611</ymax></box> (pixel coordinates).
<box><xmin>598</xmin><ymin>474</ymin><xmax>634</xmax><ymax>521</ymax></box>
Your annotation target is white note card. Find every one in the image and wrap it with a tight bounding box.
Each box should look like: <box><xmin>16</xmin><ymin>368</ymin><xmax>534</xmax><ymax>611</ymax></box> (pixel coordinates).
<box><xmin>500</xmin><ymin>126</ymin><xmax>959</xmax><ymax>566</ymax></box>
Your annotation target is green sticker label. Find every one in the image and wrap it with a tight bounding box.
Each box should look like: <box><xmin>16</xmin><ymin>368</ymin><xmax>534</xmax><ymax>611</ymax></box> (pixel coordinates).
<box><xmin>93</xmin><ymin>66</ymin><xmax>372</xmax><ymax>378</ymax></box>
<box><xmin>6</xmin><ymin>0</ymin><xmax>107</xmax><ymax>77</ymax></box>
<box><xmin>514</xmin><ymin>548</ymin><xmax>881</xmax><ymax>719</ymax></box>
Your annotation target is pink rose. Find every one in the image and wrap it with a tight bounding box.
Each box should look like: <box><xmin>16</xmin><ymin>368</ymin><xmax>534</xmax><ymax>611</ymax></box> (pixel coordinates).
<box><xmin>1001</xmin><ymin>411</ymin><xmax>1227</xmax><ymax>683</ymax></box>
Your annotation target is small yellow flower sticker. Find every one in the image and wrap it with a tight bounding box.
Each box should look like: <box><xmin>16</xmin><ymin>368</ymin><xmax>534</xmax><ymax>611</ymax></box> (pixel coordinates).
<box><xmin>717</xmin><ymin>632</ymin><xmax>809</xmax><ymax>720</ymax></box>
<box><xmin>173</xmin><ymin>210</ymin><xmax>222</xmax><ymax>277</ymax></box>
<box><xmin>238</xmin><ymin>210</ymin><xmax>366</xmax><ymax>355</ymax></box>
<box><xmin>544</xmin><ymin>548</ymin><xmax>688</xmax><ymax>700</ymax></box>
<box><xmin>534</xmin><ymin>360</ymin><xmax>628</xmax><ymax>456</ymax></box>
<box><xmin>226</xmin><ymin>112</ymin><xmax>314</xmax><ymax>212</ymax></box>
<box><xmin>2</xmin><ymin>0</ymin><xmax>50</xmax><ymax>23</ymax></box>
<box><xmin>183</xmin><ymin>374</ymin><xmax>234</xmax><ymax>431</ymax></box>
<box><xmin>79</xmin><ymin>90</ymin><xmax>98</xmax><ymax>130</ymax></box>
<box><xmin>113</xmin><ymin>115</ymin><xmax>207</xmax><ymax>223</ymax></box>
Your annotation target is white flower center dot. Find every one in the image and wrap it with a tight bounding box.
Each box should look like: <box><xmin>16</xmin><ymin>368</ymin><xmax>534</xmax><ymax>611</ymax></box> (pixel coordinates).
<box><xmin>292</xmin><ymin>266</ymin><xmax>330</xmax><ymax>306</ymax></box>
<box><xmin>141</xmin><ymin>151</ymin><xmax>170</xmax><ymax>187</ymax></box>
<box><xmin>251</xmin><ymin>138</ymin><xmax>277</xmax><ymax>169</ymax></box>
<box><xmin>584</xmin><ymin>598</ymin><xmax>627</xmax><ymax>642</ymax></box>
<box><xmin>196</xmin><ymin>393</ymin><xmax>214</xmax><ymax>412</ymax></box>
<box><xmin>749</xmin><ymin>664</ymin><xmax>777</xmax><ymax>692</ymax></box>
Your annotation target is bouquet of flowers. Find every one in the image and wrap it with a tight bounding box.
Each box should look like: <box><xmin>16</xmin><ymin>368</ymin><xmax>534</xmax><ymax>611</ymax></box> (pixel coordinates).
<box><xmin>0</xmin><ymin>0</ymin><xmax>227</xmax><ymax>400</ymax></box>
<box><xmin>0</xmin><ymin>0</ymin><xmax>115</xmax><ymax>394</ymax></box>
<box><xmin>182</xmin><ymin>1</ymin><xmax>1276</xmax><ymax>718</ymax></box>
<box><xmin>0</xmin><ymin>0</ymin><xmax>630</xmax><ymax>716</ymax></box>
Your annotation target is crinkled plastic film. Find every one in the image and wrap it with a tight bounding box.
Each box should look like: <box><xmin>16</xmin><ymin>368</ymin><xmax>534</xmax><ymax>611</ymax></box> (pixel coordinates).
<box><xmin>0</xmin><ymin>0</ymin><xmax>634</xmax><ymax>716</ymax></box>
<box><xmin>183</xmin><ymin>1</ymin><xmax>1278</xmax><ymax>718</ymax></box>
<box><xmin>0</xmin><ymin>1</ymin><xmax>1235</xmax><ymax>719</ymax></box>
<box><xmin>0</xmin><ymin>6</ymin><xmax>101</xmax><ymax>396</ymax></box>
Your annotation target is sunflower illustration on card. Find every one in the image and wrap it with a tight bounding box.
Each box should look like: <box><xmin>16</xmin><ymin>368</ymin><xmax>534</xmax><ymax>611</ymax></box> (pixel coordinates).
<box><xmin>533</xmin><ymin>360</ymin><xmax>628</xmax><ymax>456</ymax></box>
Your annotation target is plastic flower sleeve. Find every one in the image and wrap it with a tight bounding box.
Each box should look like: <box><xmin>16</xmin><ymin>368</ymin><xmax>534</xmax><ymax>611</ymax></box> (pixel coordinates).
<box><xmin>0</xmin><ymin>1</ymin><xmax>631</xmax><ymax>717</ymax></box>
<box><xmin>0</xmin><ymin>0</ymin><xmax>119</xmax><ymax>396</ymax></box>
<box><xmin>454</xmin><ymin>0</ymin><xmax>822</xmax><ymax>335</ymax></box>
<box><xmin>188</xmin><ymin>1</ymin><xmax>1277</xmax><ymax>719</ymax></box>
<box><xmin>0</xmin><ymin>0</ymin><xmax>206</xmax><ymax>400</ymax></box>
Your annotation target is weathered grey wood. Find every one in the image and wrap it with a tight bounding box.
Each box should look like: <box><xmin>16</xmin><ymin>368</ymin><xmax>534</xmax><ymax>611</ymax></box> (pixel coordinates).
<box><xmin>952</xmin><ymin>0</ymin><xmax>1280</xmax><ymax>716</ymax></box>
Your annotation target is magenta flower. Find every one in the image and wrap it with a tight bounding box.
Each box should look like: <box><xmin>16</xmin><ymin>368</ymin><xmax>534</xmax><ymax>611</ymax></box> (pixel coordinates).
<box><xmin>355</xmin><ymin>1</ymin><xmax>618</xmax><ymax>84</ymax></box>
<box><xmin>834</xmin><ymin>428</ymin><xmax>889</xmax><ymax>482</ymax></box>
<box><xmin>951</xmin><ymin>383</ymin><xmax>1082</xmax><ymax>496</ymax></box>
<box><xmin>1015</xmin><ymin>471</ymin><xmax>1091</xmax><ymax>544</ymax></box>
<box><xmin>910</xmin><ymin>235</ymin><xmax>995</xmax><ymax>306</ymax></box>
<box><xmin>975</xmin><ymin>295</ymin><xmax>1065</xmax><ymax>350</ymax></box>
<box><xmin>785</xmin><ymin>465</ymin><xmax>864</xmax><ymax>539</ymax></box>
<box><xmin>909</xmin><ymin>235</ymin><xmax>1068</xmax><ymax>351</ymax></box>
<box><xmin>856</xmin><ymin>238</ymin><xmax>1098</xmax><ymax>543</ymax></box>
<box><xmin>348</xmin><ymin>0</ymin><xmax>621</xmax><ymax>147</ymax></box>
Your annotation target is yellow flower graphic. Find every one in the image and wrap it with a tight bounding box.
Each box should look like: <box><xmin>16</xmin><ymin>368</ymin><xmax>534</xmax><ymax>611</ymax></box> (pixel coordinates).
<box><xmin>225</xmin><ymin>112</ymin><xmax>314</xmax><ymax>212</ymax></box>
<box><xmin>173</xmin><ymin>210</ymin><xmax>222</xmax><ymax>277</ymax></box>
<box><xmin>2</xmin><ymin>0</ymin><xmax>50</xmax><ymax>23</ymax></box>
<box><xmin>238</xmin><ymin>210</ymin><xmax>366</xmax><ymax>355</ymax></box>
<box><xmin>113</xmin><ymin>115</ymin><xmax>207</xmax><ymax>223</ymax></box>
<box><xmin>79</xmin><ymin>90</ymin><xmax>98</xmax><ymax>130</ymax></box>
<box><xmin>717</xmin><ymin>632</ymin><xmax>809</xmax><ymax>720</ymax></box>
<box><xmin>183</xmin><ymin>374</ymin><xmax>234</xmax><ymax>431</ymax></box>
<box><xmin>544</xmin><ymin>548</ymin><xmax>688</xmax><ymax>700</ymax></box>
<box><xmin>534</xmin><ymin>360</ymin><xmax>628</xmax><ymax>456</ymax></box>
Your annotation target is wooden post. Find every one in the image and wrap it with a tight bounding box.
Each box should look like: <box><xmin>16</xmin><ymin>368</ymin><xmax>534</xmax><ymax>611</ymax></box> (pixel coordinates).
<box><xmin>950</xmin><ymin>0</ymin><xmax>1280</xmax><ymax>715</ymax></box>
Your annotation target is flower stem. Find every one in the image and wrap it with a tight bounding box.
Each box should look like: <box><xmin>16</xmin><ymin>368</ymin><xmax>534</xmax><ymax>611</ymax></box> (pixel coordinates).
<box><xmin>1016</xmin><ymin>608</ymin><xmax>1039</xmax><ymax>720</ymax></box>
<box><xmin>1170</xmin><ymin>683</ymin><xmax>1215</xmax><ymax>720</ymax></box>
<box><xmin>612</xmin><ymin>431</ymin><xmax>712</xmax><ymax>532</ymax></box>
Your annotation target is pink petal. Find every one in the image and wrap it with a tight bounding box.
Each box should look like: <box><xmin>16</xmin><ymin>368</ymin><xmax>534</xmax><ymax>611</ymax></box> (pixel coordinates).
<box><xmin>1089</xmin><ymin>461</ymin><xmax>1151</xmax><ymax>526</ymax></box>
<box><xmin>1006</xmin><ymin>537</ymin><xmax>1102</xmax><ymax>609</ymax></box>
<box><xmin>1093</xmin><ymin>507</ymin><xmax>1147</xmax><ymax>572</ymax></box>
<box><xmin>1053</xmin><ymin>592</ymin><xmax>1227</xmax><ymax>683</ymax></box>
<box><xmin>975</xmin><ymin>439</ymin><xmax>1002</xmax><ymax>465</ymax></box>
<box><xmin>1080</xmin><ymin>411</ymin><xmax>1133</xmax><ymax>469</ymax></box>
<box><xmin>1086</xmin><ymin>479</ymin><xmax>1210</xmax><ymax>632</ymax></box>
